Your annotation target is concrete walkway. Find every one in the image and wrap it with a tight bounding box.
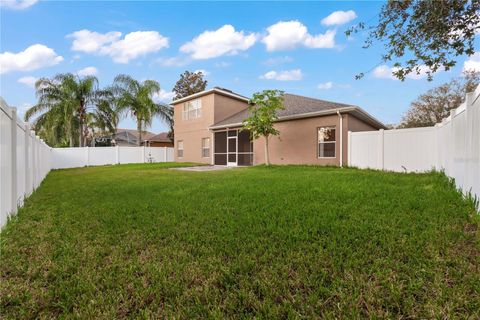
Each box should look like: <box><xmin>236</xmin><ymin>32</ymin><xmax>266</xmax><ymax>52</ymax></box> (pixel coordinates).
<box><xmin>171</xmin><ymin>165</ymin><xmax>236</xmax><ymax>172</ymax></box>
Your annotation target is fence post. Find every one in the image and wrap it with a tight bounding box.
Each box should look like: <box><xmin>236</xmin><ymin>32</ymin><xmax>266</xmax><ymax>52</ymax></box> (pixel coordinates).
<box><xmin>347</xmin><ymin>131</ymin><xmax>352</xmax><ymax>166</ymax></box>
<box><xmin>10</xmin><ymin>107</ymin><xmax>18</xmax><ymax>216</ymax></box>
<box><xmin>31</xmin><ymin>130</ymin><xmax>36</xmax><ymax>189</ymax></box>
<box><xmin>85</xmin><ymin>146</ymin><xmax>89</xmax><ymax>166</ymax></box>
<box><xmin>116</xmin><ymin>145</ymin><xmax>120</xmax><ymax>164</ymax></box>
<box><xmin>164</xmin><ymin>146</ymin><xmax>167</xmax><ymax>162</ymax></box>
<box><xmin>24</xmin><ymin>124</ymin><xmax>30</xmax><ymax>196</ymax></box>
<box><xmin>379</xmin><ymin>129</ymin><xmax>384</xmax><ymax>170</ymax></box>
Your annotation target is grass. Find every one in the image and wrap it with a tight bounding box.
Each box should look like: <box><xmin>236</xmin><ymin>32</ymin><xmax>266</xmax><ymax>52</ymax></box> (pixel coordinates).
<box><xmin>1</xmin><ymin>163</ymin><xmax>479</xmax><ymax>318</ymax></box>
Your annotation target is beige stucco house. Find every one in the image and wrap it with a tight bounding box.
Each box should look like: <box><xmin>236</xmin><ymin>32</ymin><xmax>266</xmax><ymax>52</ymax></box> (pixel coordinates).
<box><xmin>172</xmin><ymin>87</ymin><xmax>386</xmax><ymax>166</ymax></box>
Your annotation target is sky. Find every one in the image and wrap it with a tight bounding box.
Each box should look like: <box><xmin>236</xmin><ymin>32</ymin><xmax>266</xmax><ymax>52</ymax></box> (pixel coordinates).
<box><xmin>1</xmin><ymin>0</ymin><xmax>479</xmax><ymax>134</ymax></box>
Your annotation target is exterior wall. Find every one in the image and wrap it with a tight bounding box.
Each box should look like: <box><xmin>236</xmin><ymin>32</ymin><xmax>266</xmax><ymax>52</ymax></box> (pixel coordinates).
<box><xmin>253</xmin><ymin>113</ymin><xmax>380</xmax><ymax>166</ymax></box>
<box><xmin>173</xmin><ymin>92</ymin><xmax>248</xmax><ymax>164</ymax></box>
<box><xmin>214</xmin><ymin>94</ymin><xmax>248</xmax><ymax>123</ymax></box>
<box><xmin>253</xmin><ymin>115</ymin><xmax>342</xmax><ymax>166</ymax></box>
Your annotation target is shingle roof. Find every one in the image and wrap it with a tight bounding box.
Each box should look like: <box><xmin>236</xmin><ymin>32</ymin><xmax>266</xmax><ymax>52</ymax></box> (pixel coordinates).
<box><xmin>114</xmin><ymin>129</ymin><xmax>156</xmax><ymax>142</ymax></box>
<box><xmin>211</xmin><ymin>93</ymin><xmax>356</xmax><ymax>128</ymax></box>
<box><xmin>146</xmin><ymin>132</ymin><xmax>172</xmax><ymax>142</ymax></box>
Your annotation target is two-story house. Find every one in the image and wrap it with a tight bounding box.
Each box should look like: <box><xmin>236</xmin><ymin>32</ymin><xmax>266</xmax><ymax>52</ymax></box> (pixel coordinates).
<box><xmin>172</xmin><ymin>87</ymin><xmax>386</xmax><ymax>166</ymax></box>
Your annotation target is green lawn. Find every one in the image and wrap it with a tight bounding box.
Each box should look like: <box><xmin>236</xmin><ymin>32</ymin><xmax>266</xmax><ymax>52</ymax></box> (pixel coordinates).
<box><xmin>1</xmin><ymin>163</ymin><xmax>479</xmax><ymax>318</ymax></box>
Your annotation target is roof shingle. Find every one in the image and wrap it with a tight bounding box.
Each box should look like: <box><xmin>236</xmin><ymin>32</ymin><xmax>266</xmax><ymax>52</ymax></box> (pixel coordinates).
<box><xmin>211</xmin><ymin>93</ymin><xmax>356</xmax><ymax>127</ymax></box>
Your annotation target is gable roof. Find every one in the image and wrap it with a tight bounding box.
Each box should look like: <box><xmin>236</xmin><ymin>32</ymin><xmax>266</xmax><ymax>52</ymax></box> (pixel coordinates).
<box><xmin>114</xmin><ymin>129</ymin><xmax>156</xmax><ymax>142</ymax></box>
<box><xmin>210</xmin><ymin>93</ymin><xmax>386</xmax><ymax>129</ymax></box>
<box><xmin>145</xmin><ymin>132</ymin><xmax>172</xmax><ymax>142</ymax></box>
<box><xmin>170</xmin><ymin>87</ymin><xmax>249</xmax><ymax>105</ymax></box>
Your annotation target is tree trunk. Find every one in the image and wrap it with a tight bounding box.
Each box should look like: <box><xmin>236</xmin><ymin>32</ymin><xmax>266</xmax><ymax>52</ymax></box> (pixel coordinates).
<box><xmin>79</xmin><ymin>102</ymin><xmax>84</xmax><ymax>147</ymax></box>
<box><xmin>265</xmin><ymin>135</ymin><xmax>270</xmax><ymax>166</ymax></box>
<box><xmin>137</xmin><ymin>121</ymin><xmax>142</xmax><ymax>146</ymax></box>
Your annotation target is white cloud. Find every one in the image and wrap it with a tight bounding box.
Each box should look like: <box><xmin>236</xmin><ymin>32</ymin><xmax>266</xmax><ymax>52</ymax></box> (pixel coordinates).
<box><xmin>260</xmin><ymin>69</ymin><xmax>303</xmax><ymax>81</ymax></box>
<box><xmin>194</xmin><ymin>69</ymin><xmax>210</xmax><ymax>76</ymax></box>
<box><xmin>67</xmin><ymin>30</ymin><xmax>169</xmax><ymax>63</ymax></box>
<box><xmin>372</xmin><ymin>64</ymin><xmax>438</xmax><ymax>80</ymax></box>
<box><xmin>321</xmin><ymin>10</ymin><xmax>357</xmax><ymax>26</ymax></box>
<box><xmin>153</xmin><ymin>89</ymin><xmax>175</xmax><ymax>102</ymax></box>
<box><xmin>67</xmin><ymin>30</ymin><xmax>121</xmax><ymax>53</ymax></box>
<box><xmin>0</xmin><ymin>0</ymin><xmax>38</xmax><ymax>10</ymax></box>
<box><xmin>77</xmin><ymin>66</ymin><xmax>98</xmax><ymax>76</ymax></box>
<box><xmin>180</xmin><ymin>24</ymin><xmax>257</xmax><ymax>59</ymax></box>
<box><xmin>18</xmin><ymin>76</ymin><xmax>38</xmax><ymax>88</ymax></box>
<box><xmin>262</xmin><ymin>21</ymin><xmax>336</xmax><ymax>51</ymax></box>
<box><xmin>318</xmin><ymin>81</ymin><xmax>333</xmax><ymax>90</ymax></box>
<box><xmin>101</xmin><ymin>31</ymin><xmax>169</xmax><ymax>63</ymax></box>
<box><xmin>304</xmin><ymin>29</ymin><xmax>336</xmax><ymax>49</ymax></box>
<box><xmin>372</xmin><ymin>65</ymin><xmax>395</xmax><ymax>79</ymax></box>
<box><xmin>0</xmin><ymin>44</ymin><xmax>63</xmax><ymax>74</ymax></box>
<box><xmin>463</xmin><ymin>52</ymin><xmax>480</xmax><ymax>72</ymax></box>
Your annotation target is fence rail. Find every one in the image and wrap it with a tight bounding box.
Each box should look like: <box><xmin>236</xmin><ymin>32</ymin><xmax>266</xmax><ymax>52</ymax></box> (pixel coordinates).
<box><xmin>1</xmin><ymin>99</ymin><xmax>174</xmax><ymax>229</ymax></box>
<box><xmin>51</xmin><ymin>146</ymin><xmax>174</xmax><ymax>169</ymax></box>
<box><xmin>1</xmin><ymin>99</ymin><xmax>51</xmax><ymax>229</ymax></box>
<box><xmin>349</xmin><ymin>86</ymin><xmax>480</xmax><ymax>200</ymax></box>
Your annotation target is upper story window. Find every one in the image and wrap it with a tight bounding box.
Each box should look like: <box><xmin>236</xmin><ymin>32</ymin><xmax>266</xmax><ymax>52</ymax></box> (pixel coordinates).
<box><xmin>318</xmin><ymin>126</ymin><xmax>336</xmax><ymax>158</ymax></box>
<box><xmin>182</xmin><ymin>99</ymin><xmax>202</xmax><ymax>120</ymax></box>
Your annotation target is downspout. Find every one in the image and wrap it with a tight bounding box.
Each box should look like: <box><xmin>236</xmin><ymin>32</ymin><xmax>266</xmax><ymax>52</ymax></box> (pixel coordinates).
<box><xmin>337</xmin><ymin>110</ymin><xmax>343</xmax><ymax>167</ymax></box>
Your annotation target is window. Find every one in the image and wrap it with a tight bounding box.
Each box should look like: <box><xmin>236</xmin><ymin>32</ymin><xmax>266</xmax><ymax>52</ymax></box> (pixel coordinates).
<box><xmin>318</xmin><ymin>126</ymin><xmax>336</xmax><ymax>158</ymax></box>
<box><xmin>202</xmin><ymin>138</ymin><xmax>210</xmax><ymax>157</ymax></box>
<box><xmin>182</xmin><ymin>99</ymin><xmax>202</xmax><ymax>120</ymax></box>
<box><xmin>177</xmin><ymin>140</ymin><xmax>184</xmax><ymax>158</ymax></box>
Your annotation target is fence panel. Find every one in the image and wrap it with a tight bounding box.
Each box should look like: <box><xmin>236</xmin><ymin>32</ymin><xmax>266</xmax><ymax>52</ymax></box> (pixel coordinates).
<box><xmin>51</xmin><ymin>146</ymin><xmax>175</xmax><ymax>169</ymax></box>
<box><xmin>1</xmin><ymin>100</ymin><xmax>52</xmax><ymax>229</ymax></box>
<box><xmin>349</xmin><ymin>86</ymin><xmax>480</xmax><ymax>200</ymax></box>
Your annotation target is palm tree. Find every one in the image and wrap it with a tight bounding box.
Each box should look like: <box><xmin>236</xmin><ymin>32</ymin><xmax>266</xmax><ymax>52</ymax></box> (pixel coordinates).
<box><xmin>25</xmin><ymin>73</ymin><xmax>103</xmax><ymax>147</ymax></box>
<box><xmin>112</xmin><ymin>74</ymin><xmax>172</xmax><ymax>145</ymax></box>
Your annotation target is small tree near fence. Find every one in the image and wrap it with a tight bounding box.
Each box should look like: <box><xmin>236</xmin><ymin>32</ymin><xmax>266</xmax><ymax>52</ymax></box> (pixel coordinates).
<box><xmin>242</xmin><ymin>90</ymin><xmax>284</xmax><ymax>166</ymax></box>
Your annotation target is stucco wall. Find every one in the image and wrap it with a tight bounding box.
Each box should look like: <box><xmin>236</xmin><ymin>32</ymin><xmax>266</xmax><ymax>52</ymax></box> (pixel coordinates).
<box><xmin>214</xmin><ymin>94</ymin><xmax>248</xmax><ymax>123</ymax></box>
<box><xmin>253</xmin><ymin>113</ymin><xmax>379</xmax><ymax>166</ymax></box>
<box><xmin>173</xmin><ymin>93</ymin><xmax>215</xmax><ymax>164</ymax></box>
<box><xmin>173</xmin><ymin>92</ymin><xmax>248</xmax><ymax>164</ymax></box>
<box><xmin>253</xmin><ymin>115</ymin><xmax>342</xmax><ymax>166</ymax></box>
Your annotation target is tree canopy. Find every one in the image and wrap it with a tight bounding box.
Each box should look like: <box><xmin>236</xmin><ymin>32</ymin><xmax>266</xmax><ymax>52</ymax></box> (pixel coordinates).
<box><xmin>348</xmin><ymin>0</ymin><xmax>480</xmax><ymax>80</ymax></box>
<box><xmin>242</xmin><ymin>90</ymin><xmax>285</xmax><ymax>165</ymax></box>
<box><xmin>172</xmin><ymin>71</ymin><xmax>208</xmax><ymax>100</ymax></box>
<box><xmin>399</xmin><ymin>71</ymin><xmax>480</xmax><ymax>128</ymax></box>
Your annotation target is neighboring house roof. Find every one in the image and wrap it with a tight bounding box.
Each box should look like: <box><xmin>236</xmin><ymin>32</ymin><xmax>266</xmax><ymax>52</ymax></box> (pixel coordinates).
<box><xmin>108</xmin><ymin>129</ymin><xmax>157</xmax><ymax>144</ymax></box>
<box><xmin>210</xmin><ymin>93</ymin><xmax>387</xmax><ymax>130</ymax></box>
<box><xmin>170</xmin><ymin>87</ymin><xmax>249</xmax><ymax>105</ymax></box>
<box><xmin>145</xmin><ymin>132</ymin><xmax>172</xmax><ymax>143</ymax></box>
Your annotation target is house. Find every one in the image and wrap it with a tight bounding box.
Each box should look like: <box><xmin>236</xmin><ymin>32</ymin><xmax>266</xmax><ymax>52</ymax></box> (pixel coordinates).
<box><xmin>143</xmin><ymin>132</ymin><xmax>174</xmax><ymax>147</ymax></box>
<box><xmin>97</xmin><ymin>129</ymin><xmax>171</xmax><ymax>147</ymax></box>
<box><xmin>172</xmin><ymin>87</ymin><xmax>386</xmax><ymax>166</ymax></box>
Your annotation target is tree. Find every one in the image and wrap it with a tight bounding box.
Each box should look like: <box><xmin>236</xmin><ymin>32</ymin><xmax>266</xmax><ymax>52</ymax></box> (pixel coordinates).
<box><xmin>242</xmin><ymin>90</ymin><xmax>285</xmax><ymax>166</ymax></box>
<box><xmin>399</xmin><ymin>71</ymin><xmax>480</xmax><ymax>128</ymax></box>
<box><xmin>113</xmin><ymin>74</ymin><xmax>172</xmax><ymax>145</ymax></box>
<box><xmin>26</xmin><ymin>73</ymin><xmax>102</xmax><ymax>147</ymax></box>
<box><xmin>348</xmin><ymin>0</ymin><xmax>480</xmax><ymax>81</ymax></box>
<box><xmin>172</xmin><ymin>71</ymin><xmax>207</xmax><ymax>100</ymax></box>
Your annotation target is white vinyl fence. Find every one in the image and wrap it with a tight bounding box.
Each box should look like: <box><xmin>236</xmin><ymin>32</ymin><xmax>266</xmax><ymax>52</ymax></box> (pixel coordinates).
<box><xmin>51</xmin><ymin>146</ymin><xmax>174</xmax><ymax>169</ymax></box>
<box><xmin>349</xmin><ymin>85</ymin><xmax>480</xmax><ymax>200</ymax></box>
<box><xmin>1</xmin><ymin>99</ymin><xmax>51</xmax><ymax>229</ymax></box>
<box><xmin>1</xmin><ymin>98</ymin><xmax>174</xmax><ymax>229</ymax></box>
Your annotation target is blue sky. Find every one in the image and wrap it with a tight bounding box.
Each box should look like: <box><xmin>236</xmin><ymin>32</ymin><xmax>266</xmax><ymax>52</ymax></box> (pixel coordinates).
<box><xmin>1</xmin><ymin>1</ymin><xmax>479</xmax><ymax>133</ymax></box>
